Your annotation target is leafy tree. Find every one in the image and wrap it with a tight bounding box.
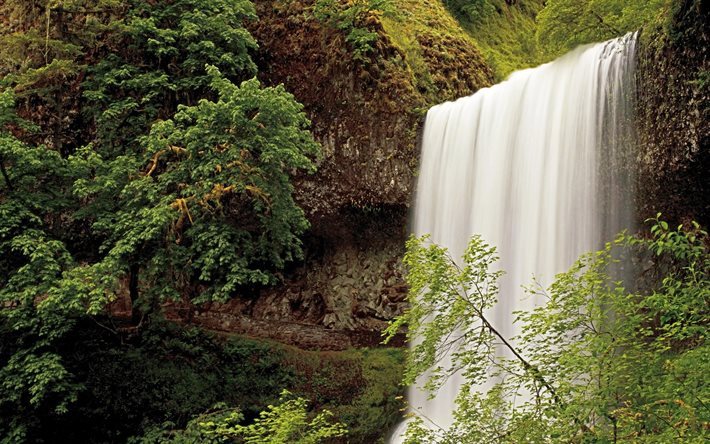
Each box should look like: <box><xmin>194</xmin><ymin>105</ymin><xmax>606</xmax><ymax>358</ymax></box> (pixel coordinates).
<box><xmin>386</xmin><ymin>217</ymin><xmax>708</xmax><ymax>443</ymax></box>
<box><xmin>1</xmin><ymin>0</ymin><xmax>322</xmax><ymax>439</ymax></box>
<box><xmin>0</xmin><ymin>89</ymin><xmax>105</xmax><ymax>443</ymax></box>
<box><xmin>83</xmin><ymin>0</ymin><xmax>258</xmax><ymax>157</ymax></box>
<box><xmin>537</xmin><ymin>0</ymin><xmax>669</xmax><ymax>57</ymax></box>
<box><xmin>76</xmin><ymin>67</ymin><xmax>320</xmax><ymax>312</ymax></box>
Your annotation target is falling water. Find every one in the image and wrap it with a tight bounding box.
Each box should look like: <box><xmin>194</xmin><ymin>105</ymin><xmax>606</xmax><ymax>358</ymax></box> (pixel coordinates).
<box><xmin>392</xmin><ymin>33</ymin><xmax>638</xmax><ymax>440</ymax></box>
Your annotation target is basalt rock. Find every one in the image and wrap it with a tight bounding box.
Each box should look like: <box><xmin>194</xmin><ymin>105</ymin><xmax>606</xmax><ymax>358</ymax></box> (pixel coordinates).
<box><xmin>636</xmin><ymin>0</ymin><xmax>709</xmax><ymax>227</ymax></box>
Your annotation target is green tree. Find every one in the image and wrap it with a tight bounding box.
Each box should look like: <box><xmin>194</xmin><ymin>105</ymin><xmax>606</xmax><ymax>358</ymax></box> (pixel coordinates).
<box><xmin>0</xmin><ymin>89</ymin><xmax>109</xmax><ymax>443</ymax></box>
<box><xmin>1</xmin><ymin>0</ymin><xmax>322</xmax><ymax>439</ymax></box>
<box><xmin>386</xmin><ymin>217</ymin><xmax>709</xmax><ymax>443</ymax></box>
<box><xmin>83</xmin><ymin>0</ymin><xmax>258</xmax><ymax>157</ymax></box>
<box><xmin>75</xmin><ymin>67</ymin><xmax>320</xmax><ymax>312</ymax></box>
<box><xmin>537</xmin><ymin>0</ymin><xmax>669</xmax><ymax>57</ymax></box>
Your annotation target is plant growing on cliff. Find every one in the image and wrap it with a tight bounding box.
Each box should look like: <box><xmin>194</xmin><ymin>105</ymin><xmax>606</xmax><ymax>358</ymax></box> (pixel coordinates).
<box><xmin>537</xmin><ymin>0</ymin><xmax>669</xmax><ymax>57</ymax></box>
<box><xmin>83</xmin><ymin>0</ymin><xmax>258</xmax><ymax>157</ymax></box>
<box><xmin>385</xmin><ymin>217</ymin><xmax>709</xmax><ymax>442</ymax></box>
<box><xmin>313</xmin><ymin>0</ymin><xmax>393</xmax><ymax>63</ymax></box>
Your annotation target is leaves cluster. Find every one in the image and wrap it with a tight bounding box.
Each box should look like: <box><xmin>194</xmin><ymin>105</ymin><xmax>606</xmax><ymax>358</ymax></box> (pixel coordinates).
<box><xmin>137</xmin><ymin>390</ymin><xmax>347</xmax><ymax>444</ymax></box>
<box><xmin>77</xmin><ymin>68</ymin><xmax>319</xmax><ymax>305</ymax></box>
<box><xmin>387</xmin><ymin>218</ymin><xmax>709</xmax><ymax>443</ymax></box>
<box><xmin>536</xmin><ymin>0</ymin><xmax>669</xmax><ymax>57</ymax></box>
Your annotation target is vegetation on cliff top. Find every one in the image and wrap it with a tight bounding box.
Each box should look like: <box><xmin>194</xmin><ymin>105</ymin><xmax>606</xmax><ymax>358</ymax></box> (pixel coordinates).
<box><xmin>441</xmin><ymin>0</ymin><xmax>673</xmax><ymax>79</ymax></box>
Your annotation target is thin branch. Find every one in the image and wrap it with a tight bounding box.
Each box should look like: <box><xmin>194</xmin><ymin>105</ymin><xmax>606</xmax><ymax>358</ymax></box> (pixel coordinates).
<box><xmin>590</xmin><ymin>10</ymin><xmax>622</xmax><ymax>35</ymax></box>
<box><xmin>90</xmin><ymin>316</ymin><xmax>118</xmax><ymax>335</ymax></box>
<box><xmin>450</xmin><ymin>259</ymin><xmax>561</xmax><ymax>403</ymax></box>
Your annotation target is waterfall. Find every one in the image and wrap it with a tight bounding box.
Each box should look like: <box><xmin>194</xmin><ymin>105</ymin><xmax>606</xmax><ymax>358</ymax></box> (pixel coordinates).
<box><xmin>392</xmin><ymin>33</ymin><xmax>638</xmax><ymax>440</ymax></box>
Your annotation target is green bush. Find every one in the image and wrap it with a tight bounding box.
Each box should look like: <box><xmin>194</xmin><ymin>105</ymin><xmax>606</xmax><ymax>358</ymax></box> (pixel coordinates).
<box><xmin>0</xmin><ymin>317</ymin><xmax>404</xmax><ymax>443</ymax></box>
<box><xmin>313</xmin><ymin>0</ymin><xmax>394</xmax><ymax>63</ymax></box>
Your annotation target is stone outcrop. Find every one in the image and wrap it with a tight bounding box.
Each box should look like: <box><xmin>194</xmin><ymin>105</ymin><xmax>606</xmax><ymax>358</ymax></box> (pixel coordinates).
<box><xmin>164</xmin><ymin>207</ymin><xmax>409</xmax><ymax>350</ymax></box>
<box><xmin>636</xmin><ymin>0</ymin><xmax>709</xmax><ymax>226</ymax></box>
<box><xmin>166</xmin><ymin>0</ymin><xmax>710</xmax><ymax>350</ymax></box>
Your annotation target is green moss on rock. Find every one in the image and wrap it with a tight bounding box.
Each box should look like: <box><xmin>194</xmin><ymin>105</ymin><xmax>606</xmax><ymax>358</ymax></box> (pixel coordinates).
<box><xmin>251</xmin><ymin>0</ymin><xmax>494</xmax><ymax>218</ymax></box>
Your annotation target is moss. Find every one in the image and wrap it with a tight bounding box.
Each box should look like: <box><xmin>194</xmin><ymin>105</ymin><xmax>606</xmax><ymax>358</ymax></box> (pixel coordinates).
<box><xmin>442</xmin><ymin>0</ymin><xmax>545</xmax><ymax>81</ymax></box>
<box><xmin>379</xmin><ymin>0</ymin><xmax>493</xmax><ymax>102</ymax></box>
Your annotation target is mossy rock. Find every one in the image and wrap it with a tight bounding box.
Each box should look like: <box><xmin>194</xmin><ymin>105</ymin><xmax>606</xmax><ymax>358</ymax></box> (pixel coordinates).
<box><xmin>250</xmin><ymin>0</ymin><xmax>494</xmax><ymax>218</ymax></box>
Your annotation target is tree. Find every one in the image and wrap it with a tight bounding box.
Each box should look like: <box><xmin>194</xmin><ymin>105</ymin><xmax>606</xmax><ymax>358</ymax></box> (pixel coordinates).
<box><xmin>0</xmin><ymin>89</ymin><xmax>110</xmax><ymax>443</ymax></box>
<box><xmin>536</xmin><ymin>0</ymin><xmax>669</xmax><ymax>57</ymax></box>
<box><xmin>386</xmin><ymin>217</ymin><xmax>708</xmax><ymax>443</ymax></box>
<box><xmin>83</xmin><ymin>0</ymin><xmax>258</xmax><ymax>157</ymax></box>
<box><xmin>76</xmin><ymin>67</ymin><xmax>320</xmax><ymax>313</ymax></box>
<box><xmin>1</xmin><ymin>1</ymin><xmax>322</xmax><ymax>439</ymax></box>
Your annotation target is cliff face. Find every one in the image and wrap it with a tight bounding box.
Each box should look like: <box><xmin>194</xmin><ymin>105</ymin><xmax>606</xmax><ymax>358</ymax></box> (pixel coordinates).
<box><xmin>185</xmin><ymin>0</ymin><xmax>710</xmax><ymax>349</ymax></box>
<box><xmin>172</xmin><ymin>0</ymin><xmax>494</xmax><ymax>349</ymax></box>
<box><xmin>636</xmin><ymin>0</ymin><xmax>709</xmax><ymax>227</ymax></box>
<box><xmin>251</xmin><ymin>0</ymin><xmax>492</xmax><ymax>217</ymax></box>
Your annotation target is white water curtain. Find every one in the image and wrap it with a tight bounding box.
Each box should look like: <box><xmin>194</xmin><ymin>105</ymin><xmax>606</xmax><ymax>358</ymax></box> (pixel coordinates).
<box><xmin>392</xmin><ymin>33</ymin><xmax>638</xmax><ymax>440</ymax></box>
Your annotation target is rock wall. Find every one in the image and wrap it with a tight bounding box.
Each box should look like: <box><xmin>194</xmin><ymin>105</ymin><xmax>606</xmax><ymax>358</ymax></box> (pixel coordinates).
<box><xmin>250</xmin><ymin>0</ymin><xmax>492</xmax><ymax>216</ymax></box>
<box><xmin>168</xmin><ymin>0</ymin><xmax>494</xmax><ymax>349</ymax></box>
<box><xmin>636</xmin><ymin>0</ymin><xmax>709</xmax><ymax>226</ymax></box>
<box><xmin>167</xmin><ymin>207</ymin><xmax>409</xmax><ymax>350</ymax></box>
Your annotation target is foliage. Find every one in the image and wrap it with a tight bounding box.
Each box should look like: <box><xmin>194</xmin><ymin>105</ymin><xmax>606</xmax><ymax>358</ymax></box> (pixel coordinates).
<box><xmin>1</xmin><ymin>309</ymin><xmax>404</xmax><ymax>443</ymax></box>
<box><xmin>537</xmin><ymin>0</ymin><xmax>670</xmax><ymax>57</ymax></box>
<box><xmin>136</xmin><ymin>390</ymin><xmax>346</xmax><ymax>444</ymax></box>
<box><xmin>0</xmin><ymin>90</ymin><xmax>89</xmax><ymax>442</ymax></box>
<box><xmin>83</xmin><ymin>0</ymin><xmax>258</xmax><ymax>156</ymax></box>
<box><xmin>444</xmin><ymin>0</ymin><xmax>495</xmax><ymax>25</ymax></box>
<box><xmin>77</xmin><ymin>69</ymin><xmax>320</xmax><ymax>305</ymax></box>
<box><xmin>332</xmin><ymin>349</ymin><xmax>405</xmax><ymax>443</ymax></box>
<box><xmin>313</xmin><ymin>0</ymin><xmax>393</xmax><ymax>63</ymax></box>
<box><xmin>439</xmin><ymin>0</ymin><xmax>545</xmax><ymax>80</ymax></box>
<box><xmin>0</xmin><ymin>0</ymin><xmax>324</xmax><ymax>441</ymax></box>
<box><xmin>386</xmin><ymin>217</ymin><xmax>709</xmax><ymax>443</ymax></box>
<box><xmin>0</xmin><ymin>0</ymin><xmax>124</xmax><ymax>154</ymax></box>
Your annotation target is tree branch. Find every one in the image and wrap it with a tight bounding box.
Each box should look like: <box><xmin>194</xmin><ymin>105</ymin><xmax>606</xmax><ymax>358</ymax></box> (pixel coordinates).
<box><xmin>0</xmin><ymin>155</ymin><xmax>14</xmax><ymax>192</ymax></box>
<box><xmin>590</xmin><ymin>10</ymin><xmax>622</xmax><ymax>36</ymax></box>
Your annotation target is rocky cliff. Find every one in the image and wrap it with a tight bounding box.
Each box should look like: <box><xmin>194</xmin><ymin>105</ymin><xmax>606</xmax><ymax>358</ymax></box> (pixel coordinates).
<box><xmin>167</xmin><ymin>0</ymin><xmax>495</xmax><ymax>349</ymax></box>
<box><xmin>176</xmin><ymin>0</ymin><xmax>710</xmax><ymax>350</ymax></box>
<box><xmin>636</xmin><ymin>0</ymin><xmax>709</xmax><ymax>227</ymax></box>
